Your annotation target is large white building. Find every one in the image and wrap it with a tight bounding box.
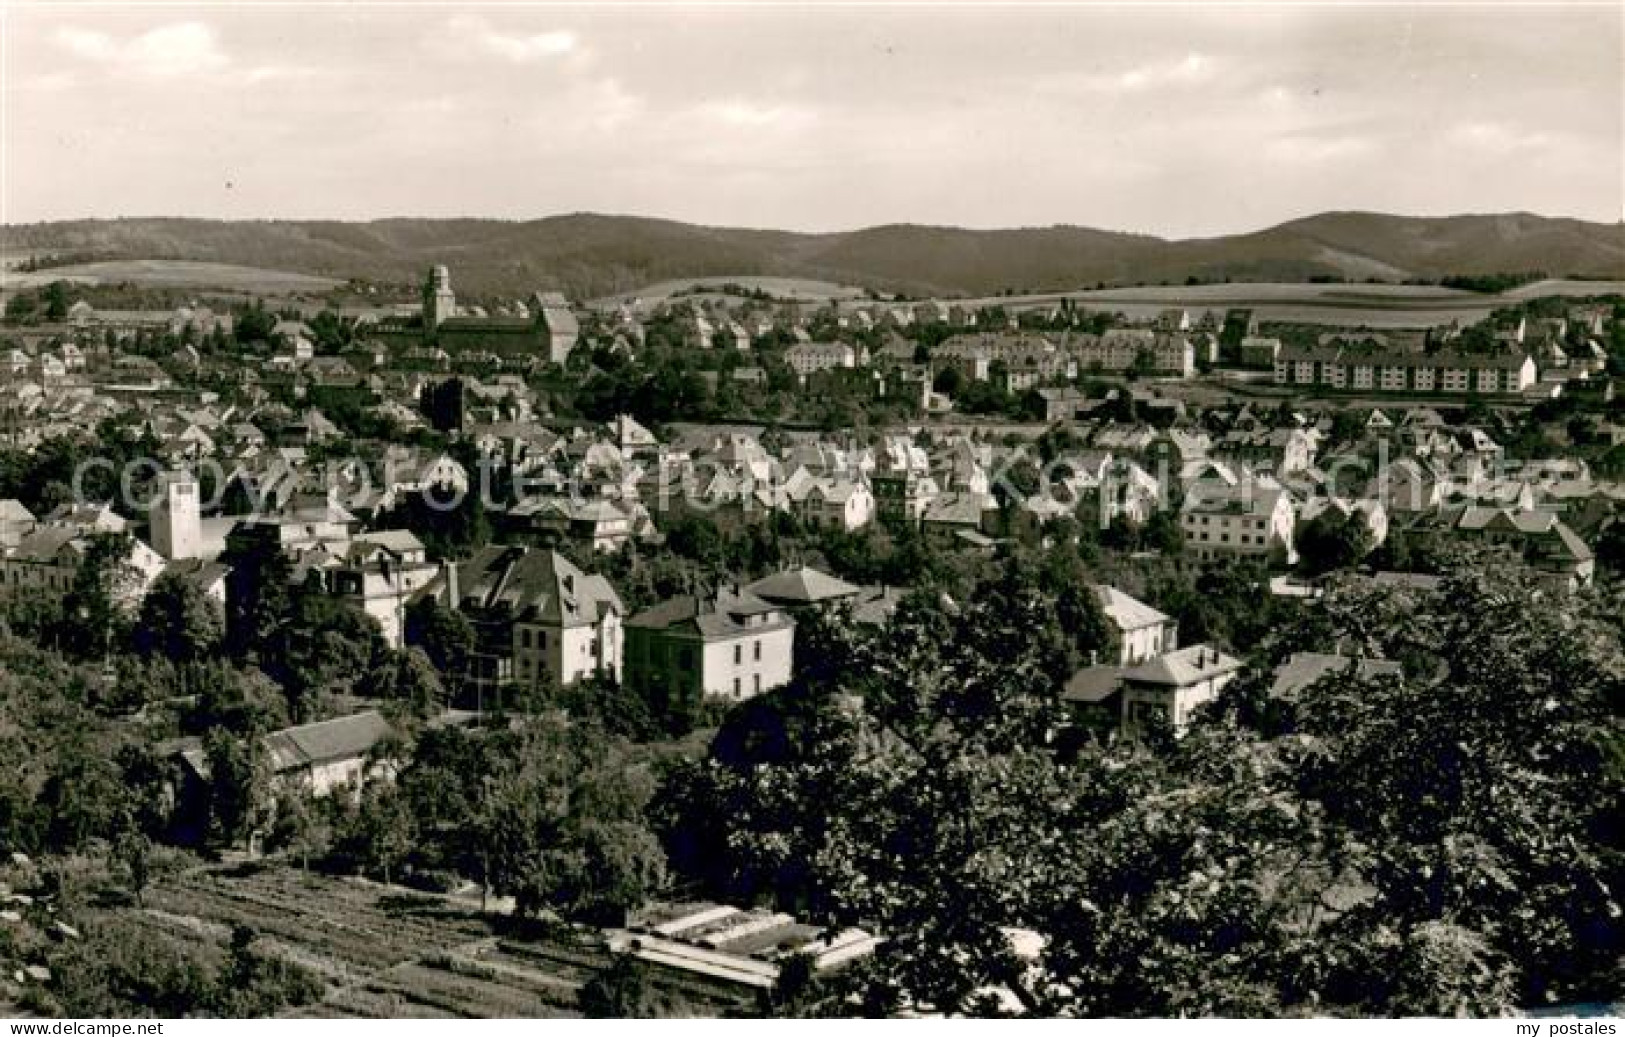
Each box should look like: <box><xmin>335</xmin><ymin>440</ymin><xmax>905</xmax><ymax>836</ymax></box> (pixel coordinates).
<box><xmin>1095</xmin><ymin>585</ymin><xmax>1179</xmax><ymax>666</ymax></box>
<box><xmin>785</xmin><ymin>341</ymin><xmax>857</xmax><ymax>376</ymax></box>
<box><xmin>1120</xmin><ymin>645</ymin><xmax>1243</xmax><ymax>736</ymax></box>
<box><xmin>1180</xmin><ymin>482</ymin><xmax>1297</xmax><ymax>563</ymax></box>
<box><xmin>1070</xmin><ymin>329</ymin><xmax>1195</xmax><ymax>377</ymax></box>
<box><xmin>625</xmin><ymin>587</ymin><xmax>795</xmax><ymax>708</ymax></box>
<box><xmin>1275</xmin><ymin>340</ymin><xmax>1537</xmax><ymax>396</ymax></box>
<box><xmin>419</xmin><ymin>545</ymin><xmax>625</xmax><ymax>695</ymax></box>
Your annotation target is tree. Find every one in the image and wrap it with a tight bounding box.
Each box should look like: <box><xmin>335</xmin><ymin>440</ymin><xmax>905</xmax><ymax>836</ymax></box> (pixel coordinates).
<box><xmin>1297</xmin><ymin>509</ymin><xmax>1375</xmax><ymax>576</ymax></box>
<box><xmin>255</xmin><ymin>582</ymin><xmax>388</xmax><ymax>723</ymax></box>
<box><xmin>342</xmin><ymin>782</ymin><xmax>415</xmax><ymax>886</ymax></box>
<box><xmin>269</xmin><ymin>789</ymin><xmax>331</xmax><ymax>873</ymax></box>
<box><xmin>135</xmin><ymin>571</ymin><xmax>223</xmax><ymax>662</ymax></box>
<box><xmin>659</xmin><ymin>552</ymin><xmax>1622</xmax><ymax>1015</ymax></box>
<box><xmin>234</xmin><ymin>302</ymin><xmax>277</xmax><ymax>344</ymax></box>
<box><xmin>476</xmin><ymin>719</ymin><xmax>667</xmax><ymax>923</ymax></box>
<box><xmin>222</xmin><ymin>537</ymin><xmax>294</xmax><ymax>662</ymax></box>
<box><xmin>1141</xmin><ymin>510</ymin><xmax>1184</xmax><ymax>556</ymax></box>
<box><xmin>4</xmin><ymin>291</ymin><xmax>38</xmax><ymax>321</ymax></box>
<box><xmin>58</xmin><ymin>532</ymin><xmax>139</xmax><ymax>658</ymax></box>
<box><xmin>209</xmin><ymin>925</ymin><xmax>325</xmax><ymax>1016</ymax></box>
<box><xmin>191</xmin><ymin>664</ymin><xmax>289</xmax><ymax>736</ymax></box>
<box><xmin>203</xmin><ymin>729</ymin><xmax>272</xmax><ymax>851</ymax></box>
<box><xmin>404</xmin><ymin>596</ymin><xmax>474</xmax><ymax>677</ymax></box>
<box><xmin>387</xmin><ymin>647</ymin><xmax>447</xmax><ymax>718</ymax></box>
<box><xmin>37</xmin><ymin>737</ymin><xmax>129</xmax><ymax>851</ymax></box>
<box><xmin>578</xmin><ymin>955</ymin><xmax>691</xmax><ymax>1018</ymax></box>
<box><xmin>42</xmin><ymin>281</ymin><xmax>71</xmax><ymax>321</ymax></box>
<box><xmin>114</xmin><ymin>829</ymin><xmax>153</xmax><ymax>905</ymax></box>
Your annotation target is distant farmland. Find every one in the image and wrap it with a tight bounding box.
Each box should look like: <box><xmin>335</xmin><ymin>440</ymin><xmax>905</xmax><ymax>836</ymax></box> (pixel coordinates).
<box><xmin>1</xmin><ymin>259</ymin><xmax>342</xmax><ymax>294</ymax></box>
<box><xmin>591</xmin><ymin>275</ymin><xmax>868</xmax><ymax>310</ymax></box>
<box><xmin>597</xmin><ymin>276</ymin><xmax>1624</xmax><ymax>328</ymax></box>
<box><xmin>987</xmin><ymin>279</ymin><xmax>1625</xmax><ymax>329</ymax></box>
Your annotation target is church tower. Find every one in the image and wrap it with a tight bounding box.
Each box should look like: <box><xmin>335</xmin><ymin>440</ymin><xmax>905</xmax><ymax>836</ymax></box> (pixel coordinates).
<box><xmin>152</xmin><ymin>470</ymin><xmax>201</xmax><ymax>561</ymax></box>
<box><xmin>422</xmin><ymin>264</ymin><xmax>456</xmax><ymax>330</ymax></box>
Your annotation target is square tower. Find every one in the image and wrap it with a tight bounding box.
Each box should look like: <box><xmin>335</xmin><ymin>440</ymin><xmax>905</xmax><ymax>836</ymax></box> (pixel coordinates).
<box><xmin>152</xmin><ymin>471</ymin><xmax>201</xmax><ymax>561</ymax></box>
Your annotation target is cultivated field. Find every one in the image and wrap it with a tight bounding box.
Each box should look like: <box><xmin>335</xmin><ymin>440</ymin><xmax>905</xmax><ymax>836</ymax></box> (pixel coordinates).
<box><xmin>127</xmin><ymin>861</ymin><xmax>747</xmax><ymax>1018</ymax></box>
<box><xmin>591</xmin><ymin>275</ymin><xmax>868</xmax><ymax>310</ymax></box>
<box><xmin>0</xmin><ymin>259</ymin><xmax>341</xmax><ymax>294</ymax></box>
<box><xmin>594</xmin><ymin>276</ymin><xmax>1622</xmax><ymax>328</ymax></box>
<box><xmin>981</xmin><ymin>279</ymin><xmax>1625</xmax><ymax>329</ymax></box>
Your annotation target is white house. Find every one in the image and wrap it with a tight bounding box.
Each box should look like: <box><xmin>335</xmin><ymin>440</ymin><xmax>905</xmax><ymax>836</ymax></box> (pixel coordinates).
<box><xmin>1120</xmin><ymin>644</ymin><xmax>1243</xmax><ymax>736</ymax></box>
<box><xmin>1180</xmin><ymin>482</ymin><xmax>1297</xmax><ymax>563</ymax></box>
<box><xmin>1095</xmin><ymin>585</ymin><xmax>1179</xmax><ymax>666</ymax></box>
<box><xmin>625</xmin><ymin>587</ymin><xmax>795</xmax><ymax>706</ymax></box>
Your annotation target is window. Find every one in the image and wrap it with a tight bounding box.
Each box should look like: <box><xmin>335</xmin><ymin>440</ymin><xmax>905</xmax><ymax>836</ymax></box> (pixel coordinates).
<box><xmin>733</xmin><ymin>677</ymin><xmax>742</xmax><ymax>697</ymax></box>
<box><xmin>753</xmin><ymin>640</ymin><xmax>762</xmax><ymax>662</ymax></box>
<box><xmin>753</xmin><ymin>674</ymin><xmax>762</xmax><ymax>694</ymax></box>
<box><xmin>733</xmin><ymin>644</ymin><xmax>743</xmax><ymax>665</ymax></box>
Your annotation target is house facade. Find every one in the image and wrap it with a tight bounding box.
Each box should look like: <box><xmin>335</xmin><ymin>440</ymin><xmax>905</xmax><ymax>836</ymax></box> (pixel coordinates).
<box><xmin>420</xmin><ymin>545</ymin><xmax>626</xmax><ymax>697</ymax></box>
<box><xmin>1120</xmin><ymin>645</ymin><xmax>1243</xmax><ymax>736</ymax></box>
<box><xmin>1275</xmin><ymin>343</ymin><xmax>1537</xmax><ymax>396</ymax></box>
<box><xmin>624</xmin><ymin>588</ymin><xmax>795</xmax><ymax>709</ymax></box>
<box><xmin>1095</xmin><ymin>584</ymin><xmax>1179</xmax><ymax>666</ymax></box>
<box><xmin>1180</xmin><ymin>483</ymin><xmax>1296</xmax><ymax>563</ymax></box>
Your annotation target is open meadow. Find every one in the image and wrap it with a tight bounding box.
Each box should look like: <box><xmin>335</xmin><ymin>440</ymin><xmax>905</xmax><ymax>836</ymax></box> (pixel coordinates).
<box><xmin>1</xmin><ymin>259</ymin><xmax>341</xmax><ymax>294</ymax></box>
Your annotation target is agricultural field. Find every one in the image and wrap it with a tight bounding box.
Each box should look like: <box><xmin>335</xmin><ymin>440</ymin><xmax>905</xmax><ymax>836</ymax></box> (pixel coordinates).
<box><xmin>982</xmin><ymin>279</ymin><xmax>1625</xmax><ymax>329</ymax></box>
<box><xmin>0</xmin><ymin>259</ymin><xmax>341</xmax><ymax>294</ymax></box>
<box><xmin>592</xmin><ymin>275</ymin><xmax>1623</xmax><ymax>328</ymax></box>
<box><xmin>591</xmin><ymin>275</ymin><xmax>869</xmax><ymax>310</ymax></box>
<box><xmin>120</xmin><ymin>861</ymin><xmax>745</xmax><ymax>1019</ymax></box>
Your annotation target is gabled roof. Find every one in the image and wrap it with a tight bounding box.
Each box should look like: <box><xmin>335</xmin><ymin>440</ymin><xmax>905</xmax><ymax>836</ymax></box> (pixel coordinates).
<box><xmin>162</xmin><ymin>557</ymin><xmax>230</xmax><ymax>592</ymax></box>
<box><xmin>627</xmin><ymin>588</ymin><xmax>789</xmax><ymax>640</ymax></box>
<box><xmin>9</xmin><ymin>527</ymin><xmax>81</xmax><ymax>563</ymax></box>
<box><xmin>745</xmin><ymin>566</ymin><xmax>860</xmax><ymax>605</ymax></box>
<box><xmin>177</xmin><ymin>710</ymin><xmax>395</xmax><ymax>782</ymax></box>
<box><xmin>450</xmin><ymin>545</ymin><xmax>622</xmax><ymax>626</ymax></box>
<box><xmin>262</xmin><ymin>710</ymin><xmax>393</xmax><ymax>772</ymax></box>
<box><xmin>1094</xmin><ymin>585</ymin><xmax>1170</xmax><ymax>632</ymax></box>
<box><xmin>1062</xmin><ymin>665</ymin><xmax>1126</xmax><ymax>704</ymax></box>
<box><xmin>1269</xmin><ymin>652</ymin><xmax>1403</xmax><ymax>699</ymax></box>
<box><xmin>1123</xmin><ymin>644</ymin><xmax>1242</xmax><ymax>687</ymax></box>
<box><xmin>350</xmin><ymin>529</ymin><xmax>427</xmax><ymax>557</ymax></box>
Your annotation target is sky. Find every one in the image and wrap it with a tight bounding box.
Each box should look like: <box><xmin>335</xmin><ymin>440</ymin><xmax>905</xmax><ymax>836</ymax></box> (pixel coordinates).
<box><xmin>2</xmin><ymin>1</ymin><xmax>1621</xmax><ymax>237</ymax></box>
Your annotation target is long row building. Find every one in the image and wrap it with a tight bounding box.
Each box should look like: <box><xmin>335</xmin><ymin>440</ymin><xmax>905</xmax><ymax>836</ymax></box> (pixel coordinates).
<box><xmin>1274</xmin><ymin>335</ymin><xmax>1536</xmax><ymax>396</ymax></box>
<box><xmin>935</xmin><ymin>329</ymin><xmax>1196</xmax><ymax>389</ymax></box>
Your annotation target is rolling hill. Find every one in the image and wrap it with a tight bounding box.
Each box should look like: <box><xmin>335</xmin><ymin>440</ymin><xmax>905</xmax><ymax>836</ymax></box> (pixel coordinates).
<box><xmin>3</xmin><ymin>210</ymin><xmax>1621</xmax><ymax>300</ymax></box>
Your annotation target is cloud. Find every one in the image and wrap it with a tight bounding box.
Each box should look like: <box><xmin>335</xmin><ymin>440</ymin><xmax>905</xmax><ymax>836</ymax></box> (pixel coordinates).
<box><xmin>242</xmin><ymin>65</ymin><xmax>319</xmax><ymax>85</ymax></box>
<box><xmin>693</xmin><ymin>100</ymin><xmax>814</xmax><ymax>130</ymax></box>
<box><xmin>1267</xmin><ymin>133</ymin><xmax>1378</xmax><ymax>165</ymax></box>
<box><xmin>1035</xmin><ymin>51</ymin><xmax>1225</xmax><ymax>101</ymax></box>
<box><xmin>444</xmin><ymin>17</ymin><xmax>579</xmax><ymax>64</ymax></box>
<box><xmin>1114</xmin><ymin>52</ymin><xmax>1216</xmax><ymax>92</ymax></box>
<box><xmin>584</xmin><ymin>78</ymin><xmax>643</xmax><ymax>132</ymax></box>
<box><xmin>1448</xmin><ymin>121</ymin><xmax>1547</xmax><ymax>157</ymax></box>
<box><xmin>53</xmin><ymin>21</ymin><xmax>228</xmax><ymax>78</ymax></box>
